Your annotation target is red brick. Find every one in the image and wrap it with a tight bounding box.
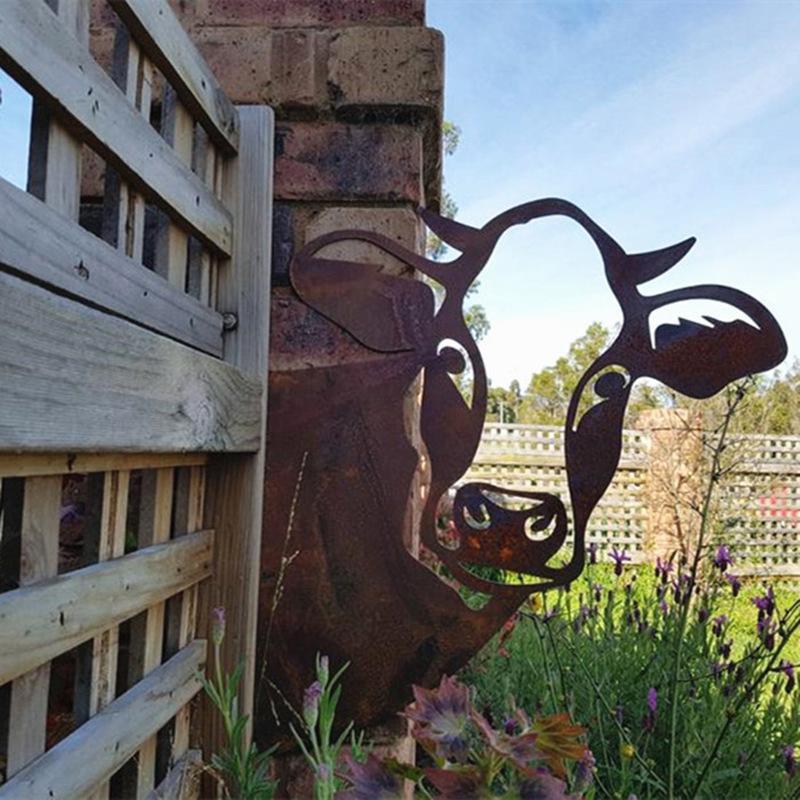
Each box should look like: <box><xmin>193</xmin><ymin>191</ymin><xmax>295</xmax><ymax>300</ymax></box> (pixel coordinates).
<box><xmin>327</xmin><ymin>26</ymin><xmax>443</xmax><ymax>112</ymax></box>
<box><xmin>274</xmin><ymin>123</ymin><xmax>423</xmax><ymax>203</ymax></box>
<box><xmin>197</xmin><ymin>0</ymin><xmax>424</xmax><ymax>28</ymax></box>
<box><xmin>194</xmin><ymin>27</ymin><xmax>327</xmax><ymax>109</ymax></box>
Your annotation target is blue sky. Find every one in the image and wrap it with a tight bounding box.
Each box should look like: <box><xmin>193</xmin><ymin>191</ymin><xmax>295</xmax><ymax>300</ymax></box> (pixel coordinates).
<box><xmin>428</xmin><ymin>0</ymin><xmax>800</xmax><ymax>387</ymax></box>
<box><xmin>1</xmin><ymin>2</ymin><xmax>797</xmax><ymax>389</ymax></box>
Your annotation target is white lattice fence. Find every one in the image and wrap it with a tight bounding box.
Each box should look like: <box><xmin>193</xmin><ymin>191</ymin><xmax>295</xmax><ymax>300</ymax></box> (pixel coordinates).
<box><xmin>465</xmin><ymin>424</ymin><xmax>800</xmax><ymax>574</ymax></box>
<box><xmin>464</xmin><ymin>424</ymin><xmax>651</xmax><ymax>563</ymax></box>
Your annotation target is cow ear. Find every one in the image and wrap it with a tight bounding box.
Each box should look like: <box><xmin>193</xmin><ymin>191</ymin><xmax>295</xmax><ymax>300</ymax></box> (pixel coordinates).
<box><xmin>291</xmin><ymin>252</ymin><xmax>435</xmax><ymax>353</ymax></box>
<box><xmin>626</xmin><ymin>237</ymin><xmax>696</xmax><ymax>285</ymax></box>
<box><xmin>419</xmin><ymin>207</ymin><xmax>481</xmax><ymax>253</ymax></box>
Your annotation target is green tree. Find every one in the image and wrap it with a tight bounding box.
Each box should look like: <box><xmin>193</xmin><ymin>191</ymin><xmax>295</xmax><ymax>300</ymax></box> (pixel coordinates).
<box><xmin>520</xmin><ymin>322</ymin><xmax>611</xmax><ymax>424</ymax></box>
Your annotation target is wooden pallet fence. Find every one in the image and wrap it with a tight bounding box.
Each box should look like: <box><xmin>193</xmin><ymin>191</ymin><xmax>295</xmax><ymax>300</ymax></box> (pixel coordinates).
<box><xmin>0</xmin><ymin>0</ymin><xmax>272</xmax><ymax>795</ymax></box>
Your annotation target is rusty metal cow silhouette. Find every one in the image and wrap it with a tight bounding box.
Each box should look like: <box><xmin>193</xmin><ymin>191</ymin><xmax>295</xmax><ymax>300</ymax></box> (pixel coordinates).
<box><xmin>257</xmin><ymin>198</ymin><xmax>786</xmax><ymax>739</ymax></box>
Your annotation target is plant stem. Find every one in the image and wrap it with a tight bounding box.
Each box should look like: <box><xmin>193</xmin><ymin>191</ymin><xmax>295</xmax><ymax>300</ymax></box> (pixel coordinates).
<box><xmin>666</xmin><ymin>388</ymin><xmax>740</xmax><ymax>799</ymax></box>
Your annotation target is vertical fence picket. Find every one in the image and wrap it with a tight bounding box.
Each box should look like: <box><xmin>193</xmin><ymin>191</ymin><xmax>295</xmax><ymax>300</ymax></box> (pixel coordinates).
<box><xmin>85</xmin><ymin>470</ymin><xmax>130</xmax><ymax>800</ymax></box>
<box><xmin>5</xmin><ymin>477</ymin><xmax>62</xmax><ymax>777</ymax></box>
<box><xmin>172</xmin><ymin>466</ymin><xmax>205</xmax><ymax>759</ymax></box>
<box><xmin>103</xmin><ymin>24</ymin><xmax>153</xmax><ymax>262</ymax></box>
<box><xmin>156</xmin><ymin>85</ymin><xmax>193</xmax><ymax>289</ymax></box>
<box><xmin>128</xmin><ymin>468</ymin><xmax>174</xmax><ymax>798</ymax></box>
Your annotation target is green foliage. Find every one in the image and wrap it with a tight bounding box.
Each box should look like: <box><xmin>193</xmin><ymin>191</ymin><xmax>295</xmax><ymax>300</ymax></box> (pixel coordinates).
<box><xmin>496</xmin><ymin>320</ymin><xmax>797</xmax><ymax>435</ymax></box>
<box><xmin>198</xmin><ymin>609</ymin><xmax>278</xmax><ymax>799</ymax></box>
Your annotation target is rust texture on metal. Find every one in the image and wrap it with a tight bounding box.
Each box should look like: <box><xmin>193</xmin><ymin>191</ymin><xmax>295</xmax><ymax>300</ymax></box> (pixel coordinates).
<box><xmin>258</xmin><ymin>198</ymin><xmax>787</xmax><ymax>739</ymax></box>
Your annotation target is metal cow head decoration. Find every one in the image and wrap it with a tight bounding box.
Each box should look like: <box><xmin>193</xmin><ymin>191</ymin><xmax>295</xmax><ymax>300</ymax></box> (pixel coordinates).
<box><xmin>258</xmin><ymin>198</ymin><xmax>786</xmax><ymax>741</ymax></box>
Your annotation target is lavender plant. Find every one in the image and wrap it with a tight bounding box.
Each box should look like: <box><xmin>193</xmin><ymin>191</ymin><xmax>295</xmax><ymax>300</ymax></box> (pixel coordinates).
<box><xmin>291</xmin><ymin>654</ymin><xmax>355</xmax><ymax>800</ymax></box>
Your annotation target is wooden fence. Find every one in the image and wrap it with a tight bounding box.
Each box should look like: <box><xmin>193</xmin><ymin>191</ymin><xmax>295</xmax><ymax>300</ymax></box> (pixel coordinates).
<box><xmin>466</xmin><ymin>423</ymin><xmax>800</xmax><ymax>575</ymax></box>
<box><xmin>0</xmin><ymin>0</ymin><xmax>272</xmax><ymax>796</ymax></box>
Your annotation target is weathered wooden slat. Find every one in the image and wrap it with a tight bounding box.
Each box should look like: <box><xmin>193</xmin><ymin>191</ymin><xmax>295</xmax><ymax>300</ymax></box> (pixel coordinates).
<box><xmin>131</xmin><ymin>467</ymin><xmax>174</xmax><ymax>799</ymax></box>
<box><xmin>25</xmin><ymin>0</ymin><xmax>88</xmax><ymax>222</ymax></box>
<box><xmin>0</xmin><ymin>530</ymin><xmax>213</xmax><ymax>685</ymax></box>
<box><xmin>0</xmin><ymin>0</ymin><xmax>233</xmax><ymax>255</ymax></box>
<box><xmin>146</xmin><ymin>749</ymin><xmax>202</xmax><ymax>800</ymax></box>
<box><xmin>87</xmin><ymin>470</ymin><xmax>130</xmax><ymax>800</ymax></box>
<box><xmin>0</xmin><ymin>177</ymin><xmax>222</xmax><ymax>355</ymax></box>
<box><xmin>0</xmin><ymin>641</ymin><xmax>206</xmax><ymax>800</ymax></box>
<box><xmin>172</xmin><ymin>466</ymin><xmax>205</xmax><ymax>758</ymax></box>
<box><xmin>0</xmin><ymin>270</ymin><xmax>261</xmax><ymax>452</ymax></box>
<box><xmin>202</xmin><ymin>107</ymin><xmax>273</xmax><ymax>752</ymax></box>
<box><xmin>155</xmin><ymin>85</ymin><xmax>193</xmax><ymax>290</ymax></box>
<box><xmin>110</xmin><ymin>0</ymin><xmax>238</xmax><ymax>156</ymax></box>
<box><xmin>0</xmin><ymin>452</ymin><xmax>207</xmax><ymax>479</ymax></box>
<box><xmin>6</xmin><ymin>476</ymin><xmax>62</xmax><ymax>778</ymax></box>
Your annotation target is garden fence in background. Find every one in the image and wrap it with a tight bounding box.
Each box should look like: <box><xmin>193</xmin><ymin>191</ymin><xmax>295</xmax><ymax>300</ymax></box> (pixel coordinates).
<box><xmin>465</xmin><ymin>419</ymin><xmax>800</xmax><ymax>577</ymax></box>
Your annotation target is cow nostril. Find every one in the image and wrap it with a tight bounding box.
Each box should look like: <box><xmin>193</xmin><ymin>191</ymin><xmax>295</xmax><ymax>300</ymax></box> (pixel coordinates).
<box><xmin>524</xmin><ymin>515</ymin><xmax>553</xmax><ymax>541</ymax></box>
<box><xmin>463</xmin><ymin>503</ymin><xmax>491</xmax><ymax>530</ymax></box>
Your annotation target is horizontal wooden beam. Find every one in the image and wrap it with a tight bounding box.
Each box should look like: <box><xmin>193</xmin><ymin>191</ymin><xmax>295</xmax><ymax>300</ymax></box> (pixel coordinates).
<box><xmin>0</xmin><ymin>452</ymin><xmax>207</xmax><ymax>479</ymax></box>
<box><xmin>0</xmin><ymin>641</ymin><xmax>206</xmax><ymax>800</ymax></box>
<box><xmin>0</xmin><ymin>177</ymin><xmax>222</xmax><ymax>355</ymax></box>
<box><xmin>110</xmin><ymin>0</ymin><xmax>238</xmax><ymax>156</ymax></box>
<box><xmin>0</xmin><ymin>0</ymin><xmax>233</xmax><ymax>255</ymax></box>
<box><xmin>0</xmin><ymin>530</ymin><xmax>212</xmax><ymax>685</ymax></box>
<box><xmin>0</xmin><ymin>271</ymin><xmax>262</xmax><ymax>452</ymax></box>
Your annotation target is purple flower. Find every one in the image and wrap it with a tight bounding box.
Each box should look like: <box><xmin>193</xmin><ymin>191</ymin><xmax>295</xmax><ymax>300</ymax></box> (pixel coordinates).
<box><xmin>719</xmin><ymin>640</ymin><xmax>732</xmax><ymax>659</ymax></box>
<box><xmin>781</xmin><ymin>661</ymin><xmax>796</xmax><ymax>694</ymax></box>
<box><xmin>405</xmin><ymin>675</ymin><xmax>471</xmax><ymax>761</ymax></box>
<box><xmin>712</xmin><ymin>615</ymin><xmax>728</xmax><ymax>637</ymax></box>
<box><xmin>642</xmin><ymin>688</ymin><xmax>657</xmax><ymax>733</ymax></box>
<box><xmin>784</xmin><ymin>745</ymin><xmax>797</xmax><ymax>778</ymax></box>
<box><xmin>609</xmin><ymin>547</ymin><xmax>631</xmax><ymax>576</ymax></box>
<box><xmin>711</xmin><ymin>662</ymin><xmax>724</xmax><ymax>681</ymax></box>
<box><xmin>303</xmin><ymin>680</ymin><xmax>323</xmax><ymax>727</ymax></box>
<box><xmin>655</xmin><ymin>556</ymin><xmax>673</xmax><ymax>584</ymax></box>
<box><xmin>698</xmin><ymin>607</ymin><xmax>709</xmax><ymax>624</ymax></box>
<box><xmin>753</xmin><ymin>586</ymin><xmax>776</xmax><ymax>618</ymax></box>
<box><xmin>758</xmin><ymin>617</ymin><xmax>777</xmax><ymax>651</ymax></box>
<box><xmin>592</xmin><ymin>582</ymin><xmax>603</xmax><ymax>603</ymax></box>
<box><xmin>713</xmin><ymin>545</ymin><xmax>734</xmax><ymax>572</ymax></box>
<box><xmin>503</xmin><ymin>717</ymin><xmax>518</xmax><ymax>736</ymax></box>
<box><xmin>573</xmin><ymin>604</ymin><xmax>591</xmax><ymax>633</ymax></box>
<box><xmin>725</xmin><ymin>573</ymin><xmax>742</xmax><ymax>597</ymax></box>
<box><xmin>211</xmin><ymin>606</ymin><xmax>226</xmax><ymax>646</ymax></box>
<box><xmin>588</xmin><ymin>541</ymin><xmax>599</xmax><ymax>565</ymax></box>
<box><xmin>338</xmin><ymin>754</ymin><xmax>403</xmax><ymax>799</ymax></box>
<box><xmin>573</xmin><ymin>749</ymin><xmax>596</xmax><ymax>795</ymax></box>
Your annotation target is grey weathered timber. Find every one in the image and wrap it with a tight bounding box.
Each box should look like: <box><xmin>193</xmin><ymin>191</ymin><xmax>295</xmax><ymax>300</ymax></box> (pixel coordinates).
<box><xmin>0</xmin><ymin>270</ymin><xmax>261</xmax><ymax>452</ymax></box>
<box><xmin>202</xmin><ymin>106</ymin><xmax>273</xmax><ymax>748</ymax></box>
<box><xmin>0</xmin><ymin>0</ymin><xmax>233</xmax><ymax>255</ymax></box>
<box><xmin>0</xmin><ymin>452</ymin><xmax>206</xmax><ymax>479</ymax></box>
<box><xmin>0</xmin><ymin>642</ymin><xmax>206</xmax><ymax>800</ymax></box>
<box><xmin>0</xmin><ymin>176</ymin><xmax>223</xmax><ymax>354</ymax></box>
<box><xmin>0</xmin><ymin>530</ymin><xmax>213</xmax><ymax>685</ymax></box>
<box><xmin>146</xmin><ymin>749</ymin><xmax>202</xmax><ymax>800</ymax></box>
<box><xmin>110</xmin><ymin>0</ymin><xmax>239</xmax><ymax>155</ymax></box>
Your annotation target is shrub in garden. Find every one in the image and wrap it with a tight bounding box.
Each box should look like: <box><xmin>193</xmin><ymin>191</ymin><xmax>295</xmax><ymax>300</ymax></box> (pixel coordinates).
<box><xmin>462</xmin><ymin>554</ymin><xmax>800</xmax><ymax>799</ymax></box>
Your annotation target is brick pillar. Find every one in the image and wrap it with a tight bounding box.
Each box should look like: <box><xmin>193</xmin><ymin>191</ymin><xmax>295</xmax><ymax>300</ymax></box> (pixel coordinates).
<box><xmin>637</xmin><ymin>409</ymin><xmax>704</xmax><ymax>562</ymax></box>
